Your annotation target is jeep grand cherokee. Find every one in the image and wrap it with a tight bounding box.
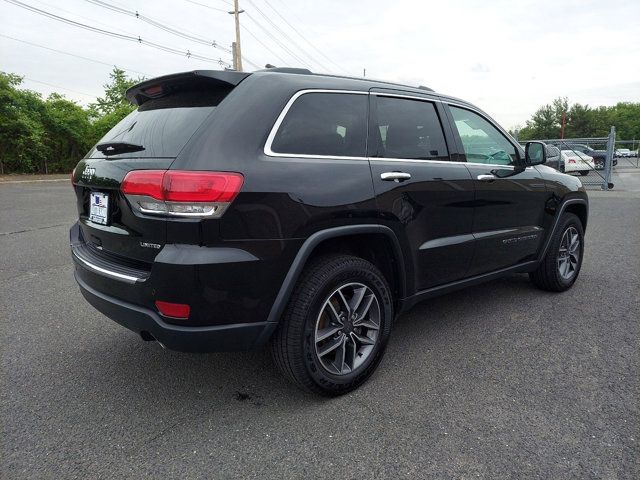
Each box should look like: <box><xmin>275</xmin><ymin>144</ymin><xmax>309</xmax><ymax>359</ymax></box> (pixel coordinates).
<box><xmin>70</xmin><ymin>68</ymin><xmax>588</xmax><ymax>396</ymax></box>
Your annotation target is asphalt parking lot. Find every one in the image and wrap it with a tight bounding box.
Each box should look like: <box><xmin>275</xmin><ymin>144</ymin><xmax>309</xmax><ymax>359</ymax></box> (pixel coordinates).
<box><xmin>1</xmin><ymin>176</ymin><xmax>639</xmax><ymax>479</ymax></box>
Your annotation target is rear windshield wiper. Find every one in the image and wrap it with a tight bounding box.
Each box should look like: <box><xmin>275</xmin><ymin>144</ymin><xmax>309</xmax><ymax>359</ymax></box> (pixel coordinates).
<box><xmin>96</xmin><ymin>141</ymin><xmax>145</xmax><ymax>156</ymax></box>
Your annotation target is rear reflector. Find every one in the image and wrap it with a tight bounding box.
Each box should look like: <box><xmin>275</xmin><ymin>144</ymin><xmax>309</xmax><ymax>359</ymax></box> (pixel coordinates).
<box><xmin>155</xmin><ymin>300</ymin><xmax>190</xmax><ymax>319</ymax></box>
<box><xmin>121</xmin><ymin>170</ymin><xmax>244</xmax><ymax>217</ymax></box>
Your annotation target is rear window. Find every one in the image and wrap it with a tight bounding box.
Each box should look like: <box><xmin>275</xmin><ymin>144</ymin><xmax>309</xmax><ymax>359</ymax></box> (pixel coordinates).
<box><xmin>270</xmin><ymin>92</ymin><xmax>368</xmax><ymax>157</ymax></box>
<box><xmin>88</xmin><ymin>88</ymin><xmax>230</xmax><ymax>159</ymax></box>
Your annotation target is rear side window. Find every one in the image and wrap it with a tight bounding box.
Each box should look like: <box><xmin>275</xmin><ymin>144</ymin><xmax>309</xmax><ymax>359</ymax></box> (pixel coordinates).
<box><xmin>88</xmin><ymin>87</ymin><xmax>231</xmax><ymax>159</ymax></box>
<box><xmin>372</xmin><ymin>96</ymin><xmax>448</xmax><ymax>160</ymax></box>
<box><xmin>270</xmin><ymin>93</ymin><xmax>367</xmax><ymax>157</ymax></box>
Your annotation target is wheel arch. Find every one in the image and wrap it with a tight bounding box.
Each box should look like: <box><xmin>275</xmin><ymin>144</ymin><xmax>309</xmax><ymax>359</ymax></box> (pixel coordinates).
<box><xmin>564</xmin><ymin>202</ymin><xmax>588</xmax><ymax>231</ymax></box>
<box><xmin>537</xmin><ymin>197</ymin><xmax>588</xmax><ymax>263</ymax></box>
<box><xmin>263</xmin><ymin>225</ymin><xmax>406</xmax><ymax>328</ymax></box>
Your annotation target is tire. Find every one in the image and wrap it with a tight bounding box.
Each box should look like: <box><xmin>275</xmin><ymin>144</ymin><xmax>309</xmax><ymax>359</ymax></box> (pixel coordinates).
<box><xmin>529</xmin><ymin>213</ymin><xmax>584</xmax><ymax>292</ymax></box>
<box><xmin>559</xmin><ymin>164</ymin><xmax>565</xmax><ymax>173</ymax></box>
<box><xmin>270</xmin><ymin>254</ymin><xmax>393</xmax><ymax>396</ymax></box>
<box><xmin>579</xmin><ymin>170</ymin><xmax>589</xmax><ymax>176</ymax></box>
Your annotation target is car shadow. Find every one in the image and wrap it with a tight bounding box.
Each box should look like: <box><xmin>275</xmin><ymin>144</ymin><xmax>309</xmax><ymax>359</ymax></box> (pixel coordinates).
<box><xmin>69</xmin><ymin>274</ymin><xmax>538</xmax><ymax>412</ymax></box>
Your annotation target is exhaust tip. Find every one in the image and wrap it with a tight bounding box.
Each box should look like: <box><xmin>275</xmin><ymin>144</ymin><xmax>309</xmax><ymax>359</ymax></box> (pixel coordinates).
<box><xmin>140</xmin><ymin>331</ymin><xmax>156</xmax><ymax>342</ymax></box>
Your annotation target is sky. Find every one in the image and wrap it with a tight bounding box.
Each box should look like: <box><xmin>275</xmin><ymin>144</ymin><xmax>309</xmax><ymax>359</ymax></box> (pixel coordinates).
<box><xmin>1</xmin><ymin>0</ymin><xmax>639</xmax><ymax>129</ymax></box>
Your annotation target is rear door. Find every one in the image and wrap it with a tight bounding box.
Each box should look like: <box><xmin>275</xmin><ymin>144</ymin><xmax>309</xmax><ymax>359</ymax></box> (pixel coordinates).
<box><xmin>368</xmin><ymin>92</ymin><xmax>475</xmax><ymax>293</ymax></box>
<box><xmin>444</xmin><ymin>104</ymin><xmax>547</xmax><ymax>275</ymax></box>
<box><xmin>72</xmin><ymin>74</ymin><xmax>240</xmax><ymax>264</ymax></box>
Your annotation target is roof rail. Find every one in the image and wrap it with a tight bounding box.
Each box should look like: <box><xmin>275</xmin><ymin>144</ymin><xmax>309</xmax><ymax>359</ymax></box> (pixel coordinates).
<box><xmin>259</xmin><ymin>67</ymin><xmax>313</xmax><ymax>75</ymax></box>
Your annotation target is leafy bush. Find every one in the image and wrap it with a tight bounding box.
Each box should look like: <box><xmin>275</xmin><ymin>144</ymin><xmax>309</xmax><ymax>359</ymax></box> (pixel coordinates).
<box><xmin>0</xmin><ymin>68</ymin><xmax>141</xmax><ymax>174</ymax></box>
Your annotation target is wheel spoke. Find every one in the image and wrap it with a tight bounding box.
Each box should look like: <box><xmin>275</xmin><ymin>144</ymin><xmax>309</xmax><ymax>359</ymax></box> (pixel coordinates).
<box><xmin>333</xmin><ymin>336</ymin><xmax>347</xmax><ymax>373</ymax></box>
<box><xmin>352</xmin><ymin>332</ymin><xmax>375</xmax><ymax>346</ymax></box>
<box><xmin>336</xmin><ymin>289</ymin><xmax>351</xmax><ymax>315</ymax></box>
<box><xmin>353</xmin><ymin>294</ymin><xmax>375</xmax><ymax>323</ymax></box>
<box><xmin>316</xmin><ymin>326</ymin><xmax>341</xmax><ymax>343</ymax></box>
<box><xmin>350</xmin><ymin>286</ymin><xmax>367</xmax><ymax>313</ymax></box>
<box><xmin>355</xmin><ymin>319</ymin><xmax>379</xmax><ymax>331</ymax></box>
<box><xmin>347</xmin><ymin>334</ymin><xmax>358</xmax><ymax>371</ymax></box>
<box><xmin>326</xmin><ymin>300</ymin><xmax>343</xmax><ymax>325</ymax></box>
<box><xmin>318</xmin><ymin>335</ymin><xmax>344</xmax><ymax>358</ymax></box>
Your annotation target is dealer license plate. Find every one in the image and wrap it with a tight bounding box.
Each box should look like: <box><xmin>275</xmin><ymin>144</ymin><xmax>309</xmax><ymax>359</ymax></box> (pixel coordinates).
<box><xmin>89</xmin><ymin>192</ymin><xmax>109</xmax><ymax>225</ymax></box>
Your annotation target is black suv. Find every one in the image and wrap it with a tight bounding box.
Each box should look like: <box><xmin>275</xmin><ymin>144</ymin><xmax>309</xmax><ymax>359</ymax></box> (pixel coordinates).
<box><xmin>70</xmin><ymin>69</ymin><xmax>588</xmax><ymax>395</ymax></box>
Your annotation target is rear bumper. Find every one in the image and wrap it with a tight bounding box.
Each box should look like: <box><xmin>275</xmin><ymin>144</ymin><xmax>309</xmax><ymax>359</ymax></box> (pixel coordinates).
<box><xmin>75</xmin><ymin>271</ymin><xmax>275</xmax><ymax>352</ymax></box>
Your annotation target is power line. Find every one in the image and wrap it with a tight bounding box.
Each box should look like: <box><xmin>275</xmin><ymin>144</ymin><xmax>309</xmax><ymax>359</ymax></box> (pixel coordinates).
<box><xmin>180</xmin><ymin>0</ymin><xmax>260</xmax><ymax>69</ymax></box>
<box><xmin>0</xmin><ymin>33</ymin><xmax>149</xmax><ymax>77</ymax></box>
<box><xmin>243</xmin><ymin>10</ymin><xmax>310</xmax><ymax>68</ymax></box>
<box><xmin>241</xmin><ymin>23</ymin><xmax>288</xmax><ymax>66</ymax></box>
<box><xmin>262</xmin><ymin>0</ymin><xmax>348</xmax><ymax>74</ymax></box>
<box><xmin>4</xmin><ymin>0</ymin><xmax>232</xmax><ymax>67</ymax></box>
<box><xmin>85</xmin><ymin>0</ymin><xmax>233</xmax><ymax>54</ymax></box>
<box><xmin>245</xmin><ymin>0</ymin><xmax>328</xmax><ymax>71</ymax></box>
<box><xmin>184</xmin><ymin>0</ymin><xmax>227</xmax><ymax>13</ymax></box>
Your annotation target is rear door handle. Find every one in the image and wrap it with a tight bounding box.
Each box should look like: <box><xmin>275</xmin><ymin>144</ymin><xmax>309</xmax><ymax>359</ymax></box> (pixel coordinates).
<box><xmin>381</xmin><ymin>172</ymin><xmax>411</xmax><ymax>182</ymax></box>
<box><xmin>477</xmin><ymin>174</ymin><xmax>496</xmax><ymax>181</ymax></box>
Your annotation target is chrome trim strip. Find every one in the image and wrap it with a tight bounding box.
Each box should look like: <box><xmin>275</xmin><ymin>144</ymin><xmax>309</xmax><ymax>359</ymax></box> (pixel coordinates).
<box><xmin>262</xmin><ymin>88</ymin><xmax>529</xmax><ymax>170</ymax></box>
<box><xmin>72</xmin><ymin>248</ymin><xmax>144</xmax><ymax>284</ymax></box>
<box><xmin>369</xmin><ymin>157</ymin><xmax>464</xmax><ymax>165</ymax></box>
<box><xmin>264</xmin><ymin>89</ymin><xmax>369</xmax><ymax>160</ymax></box>
<box><xmin>370</xmin><ymin>91</ymin><xmax>438</xmax><ymax>102</ymax></box>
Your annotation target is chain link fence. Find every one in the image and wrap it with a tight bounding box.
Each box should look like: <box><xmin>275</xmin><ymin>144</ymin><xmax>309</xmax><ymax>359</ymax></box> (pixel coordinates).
<box><xmin>523</xmin><ymin>127</ymin><xmax>617</xmax><ymax>190</ymax></box>
<box><xmin>614</xmin><ymin>139</ymin><xmax>640</xmax><ymax>168</ymax></box>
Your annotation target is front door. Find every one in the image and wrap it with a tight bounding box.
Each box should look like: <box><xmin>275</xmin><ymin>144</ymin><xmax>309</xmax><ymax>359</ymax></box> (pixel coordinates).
<box><xmin>446</xmin><ymin>105</ymin><xmax>547</xmax><ymax>276</ymax></box>
<box><xmin>369</xmin><ymin>93</ymin><xmax>475</xmax><ymax>293</ymax></box>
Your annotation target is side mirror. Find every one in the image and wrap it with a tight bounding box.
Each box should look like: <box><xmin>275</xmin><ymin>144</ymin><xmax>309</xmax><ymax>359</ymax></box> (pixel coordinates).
<box><xmin>525</xmin><ymin>141</ymin><xmax>546</xmax><ymax>166</ymax></box>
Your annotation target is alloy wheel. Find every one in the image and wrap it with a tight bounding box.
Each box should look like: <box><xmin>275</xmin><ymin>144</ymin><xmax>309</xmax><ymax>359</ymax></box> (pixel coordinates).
<box><xmin>557</xmin><ymin>226</ymin><xmax>580</xmax><ymax>280</ymax></box>
<box><xmin>314</xmin><ymin>282</ymin><xmax>381</xmax><ymax>375</ymax></box>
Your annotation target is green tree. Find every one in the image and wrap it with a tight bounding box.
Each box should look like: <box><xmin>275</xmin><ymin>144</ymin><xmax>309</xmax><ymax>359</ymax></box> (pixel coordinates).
<box><xmin>43</xmin><ymin>93</ymin><xmax>92</xmax><ymax>173</ymax></box>
<box><xmin>88</xmin><ymin>67</ymin><xmax>142</xmax><ymax>145</ymax></box>
<box><xmin>0</xmin><ymin>73</ymin><xmax>49</xmax><ymax>174</ymax></box>
<box><xmin>89</xmin><ymin>67</ymin><xmax>140</xmax><ymax>118</ymax></box>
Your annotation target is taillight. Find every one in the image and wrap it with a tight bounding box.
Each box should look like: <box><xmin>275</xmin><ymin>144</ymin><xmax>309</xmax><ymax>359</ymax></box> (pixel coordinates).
<box><xmin>121</xmin><ymin>170</ymin><xmax>244</xmax><ymax>218</ymax></box>
<box><xmin>568</xmin><ymin>159</ymin><xmax>576</xmax><ymax>164</ymax></box>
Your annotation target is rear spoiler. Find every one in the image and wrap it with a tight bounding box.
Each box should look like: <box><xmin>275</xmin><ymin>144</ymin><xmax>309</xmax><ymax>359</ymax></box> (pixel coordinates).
<box><xmin>126</xmin><ymin>70</ymin><xmax>251</xmax><ymax>106</ymax></box>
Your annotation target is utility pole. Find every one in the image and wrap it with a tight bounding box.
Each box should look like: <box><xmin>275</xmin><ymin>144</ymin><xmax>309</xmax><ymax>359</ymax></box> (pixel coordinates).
<box><xmin>231</xmin><ymin>41</ymin><xmax>238</xmax><ymax>70</ymax></box>
<box><xmin>228</xmin><ymin>0</ymin><xmax>244</xmax><ymax>71</ymax></box>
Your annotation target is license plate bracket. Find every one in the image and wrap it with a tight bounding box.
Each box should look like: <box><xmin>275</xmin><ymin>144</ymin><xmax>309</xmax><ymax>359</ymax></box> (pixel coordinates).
<box><xmin>89</xmin><ymin>192</ymin><xmax>109</xmax><ymax>225</ymax></box>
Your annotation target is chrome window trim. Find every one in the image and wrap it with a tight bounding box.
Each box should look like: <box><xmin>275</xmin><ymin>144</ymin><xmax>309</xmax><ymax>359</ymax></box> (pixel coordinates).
<box><xmin>262</xmin><ymin>89</ymin><xmax>531</xmax><ymax>170</ymax></box>
<box><xmin>371</xmin><ymin>91</ymin><xmax>440</xmax><ymax>103</ymax></box>
<box><xmin>263</xmin><ymin>89</ymin><xmax>369</xmax><ymax>160</ymax></box>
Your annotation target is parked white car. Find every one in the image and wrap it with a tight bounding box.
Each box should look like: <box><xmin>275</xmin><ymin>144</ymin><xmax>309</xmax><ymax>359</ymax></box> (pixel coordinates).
<box><xmin>615</xmin><ymin>148</ymin><xmax>632</xmax><ymax>158</ymax></box>
<box><xmin>561</xmin><ymin>150</ymin><xmax>595</xmax><ymax>176</ymax></box>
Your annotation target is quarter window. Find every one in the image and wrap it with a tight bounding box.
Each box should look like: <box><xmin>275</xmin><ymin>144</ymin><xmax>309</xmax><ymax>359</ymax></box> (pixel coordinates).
<box><xmin>450</xmin><ymin>106</ymin><xmax>517</xmax><ymax>165</ymax></box>
<box><xmin>373</xmin><ymin>96</ymin><xmax>448</xmax><ymax>160</ymax></box>
<box><xmin>271</xmin><ymin>93</ymin><xmax>367</xmax><ymax>157</ymax></box>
